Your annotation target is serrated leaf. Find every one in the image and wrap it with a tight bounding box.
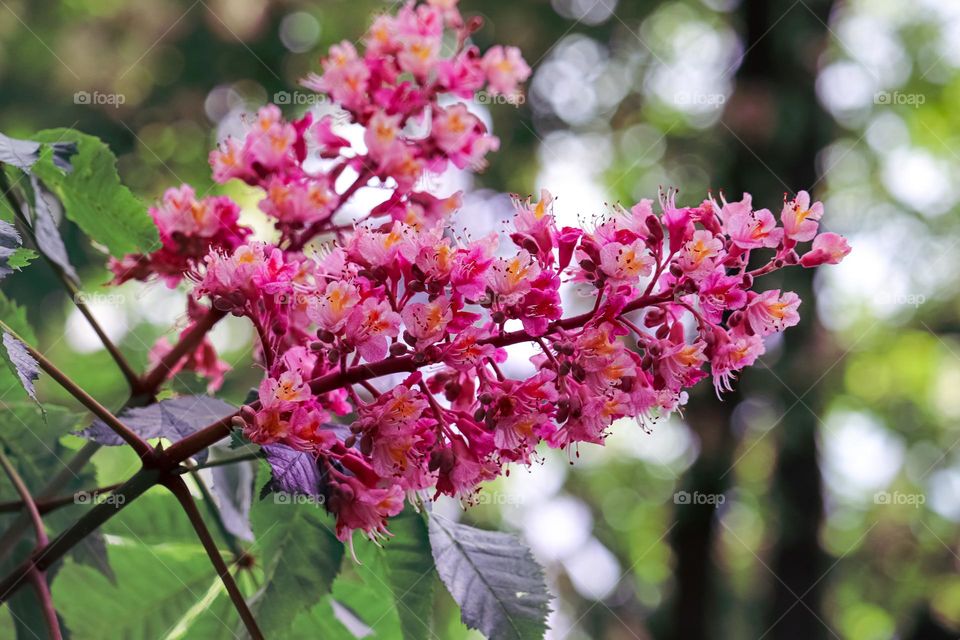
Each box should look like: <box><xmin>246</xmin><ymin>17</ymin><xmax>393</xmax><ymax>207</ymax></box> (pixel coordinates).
<box><xmin>30</xmin><ymin>129</ymin><xmax>159</xmax><ymax>257</ymax></box>
<box><xmin>251</xmin><ymin>462</ymin><xmax>344</xmax><ymax>636</ymax></box>
<box><xmin>1</xmin><ymin>332</ymin><xmax>40</xmax><ymax>402</ymax></box>
<box><xmin>429</xmin><ymin>516</ymin><xmax>551</xmax><ymax>640</ymax></box>
<box><xmin>380</xmin><ymin>507</ymin><xmax>435</xmax><ymax>640</ymax></box>
<box><xmin>261</xmin><ymin>443</ymin><xmax>322</xmax><ymax>497</ymax></box>
<box><xmin>0</xmin><ymin>293</ymin><xmax>36</xmax><ymax>401</ymax></box>
<box><xmin>330</xmin><ymin>507</ymin><xmax>435</xmax><ymax>640</ymax></box>
<box><xmin>28</xmin><ymin>175</ymin><xmax>78</xmax><ymax>283</ymax></box>
<box><xmin>0</xmin><ymin>132</ymin><xmax>41</xmax><ymax>171</ymax></box>
<box><xmin>53</xmin><ymin>542</ymin><xmax>219</xmax><ymax>640</ymax></box>
<box><xmin>78</xmin><ymin>396</ymin><xmax>236</xmax><ymax>463</ymax></box>
<box><xmin>0</xmin><ymin>219</ymin><xmax>24</xmax><ymax>281</ymax></box>
<box><xmin>7</xmin><ymin>248</ymin><xmax>36</xmax><ymax>270</ymax></box>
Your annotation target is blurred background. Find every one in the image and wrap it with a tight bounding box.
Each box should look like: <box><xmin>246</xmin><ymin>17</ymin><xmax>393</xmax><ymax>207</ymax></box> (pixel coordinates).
<box><xmin>1</xmin><ymin>0</ymin><xmax>959</xmax><ymax>638</ymax></box>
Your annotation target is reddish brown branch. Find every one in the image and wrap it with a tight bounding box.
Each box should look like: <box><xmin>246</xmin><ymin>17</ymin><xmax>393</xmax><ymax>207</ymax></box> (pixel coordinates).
<box><xmin>0</xmin><ymin>449</ymin><xmax>63</xmax><ymax>640</ymax></box>
<box><xmin>139</xmin><ymin>307</ymin><xmax>226</xmax><ymax>393</ymax></box>
<box><xmin>163</xmin><ymin>476</ymin><xmax>263</xmax><ymax>639</ymax></box>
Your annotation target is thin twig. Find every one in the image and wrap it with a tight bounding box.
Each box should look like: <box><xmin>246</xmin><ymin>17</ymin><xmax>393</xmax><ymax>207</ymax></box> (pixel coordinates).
<box><xmin>163</xmin><ymin>476</ymin><xmax>263</xmax><ymax>640</ymax></box>
<box><xmin>139</xmin><ymin>308</ymin><xmax>226</xmax><ymax>392</ymax></box>
<box><xmin>0</xmin><ymin>449</ymin><xmax>63</xmax><ymax>640</ymax></box>
<box><xmin>0</xmin><ymin>482</ymin><xmax>124</xmax><ymax>515</ymax></box>
<box><xmin>186</xmin><ymin>465</ymin><xmax>245</xmax><ymax>561</ymax></box>
<box><xmin>190</xmin><ymin>451</ymin><xmax>264</xmax><ymax>472</ymax></box>
<box><xmin>0</xmin><ymin>450</ymin><xmax>46</xmax><ymax>546</ymax></box>
<box><xmin>0</xmin><ymin>441</ymin><xmax>100</xmax><ymax>561</ymax></box>
<box><xmin>0</xmin><ymin>167</ymin><xmax>141</xmax><ymax>390</ymax></box>
<box><xmin>0</xmin><ymin>318</ymin><xmax>153</xmax><ymax>459</ymax></box>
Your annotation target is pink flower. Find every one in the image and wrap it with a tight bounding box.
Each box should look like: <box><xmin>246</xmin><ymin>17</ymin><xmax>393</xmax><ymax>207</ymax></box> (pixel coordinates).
<box><xmin>309</xmin><ymin>280</ymin><xmax>361</xmax><ymax>332</ymax></box>
<box><xmin>696</xmin><ymin>270</ymin><xmax>748</xmax><ymax>323</ymax></box>
<box><xmin>442</xmin><ymin>326</ymin><xmax>495</xmax><ymax>371</ymax></box>
<box><xmin>599</xmin><ymin>239</ymin><xmax>654</xmax><ymax>285</ymax></box>
<box><xmin>401</xmin><ymin>299</ymin><xmax>452</xmax><ymax>349</ymax></box>
<box><xmin>398</xmin><ymin>34</ymin><xmax>441</xmax><ymax>78</ymax></box>
<box><xmin>725</xmin><ymin>206</ymin><xmax>783</xmax><ymax>250</ymax></box>
<box><xmin>481</xmin><ymin>45</ymin><xmax>531</xmax><ymax>96</ymax></box>
<box><xmin>330</xmin><ymin>474</ymin><xmax>405</xmax><ymax>544</ymax></box>
<box><xmin>309</xmin><ymin>41</ymin><xmax>370</xmax><ymax>112</ymax></box>
<box><xmin>345</xmin><ymin>298</ymin><xmax>401</xmax><ymax>362</ymax></box>
<box><xmin>744</xmin><ymin>290</ymin><xmax>801</xmax><ymax>336</ymax></box>
<box><xmin>678</xmin><ymin>230</ymin><xmax>724</xmax><ymax>280</ymax></box>
<box><xmin>259</xmin><ymin>177</ymin><xmax>336</xmax><ymax>225</ymax></box>
<box><xmin>431</xmin><ymin>103</ymin><xmax>499</xmax><ymax>170</ymax></box>
<box><xmin>781</xmin><ymin>190</ymin><xmax>823</xmax><ymax>242</ymax></box>
<box><xmin>658</xmin><ymin>339</ymin><xmax>708</xmax><ymax>391</ymax></box>
<box><xmin>486</xmin><ymin>250</ymin><xmax>540</xmax><ymax>297</ymax></box>
<box><xmin>712</xmin><ymin>331</ymin><xmax>765</xmax><ymax>395</ymax></box>
<box><xmin>259</xmin><ymin>370</ymin><xmax>312</xmax><ymax>409</ymax></box>
<box><xmin>800</xmin><ymin>232</ymin><xmax>850</xmax><ymax>267</ymax></box>
<box><xmin>364</xmin><ymin>110</ymin><xmax>405</xmax><ymax>165</ymax></box>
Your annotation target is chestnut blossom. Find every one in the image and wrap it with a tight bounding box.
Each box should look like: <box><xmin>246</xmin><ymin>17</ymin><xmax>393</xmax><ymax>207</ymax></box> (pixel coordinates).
<box><xmin>106</xmin><ymin>0</ymin><xmax>849</xmax><ymax>545</ymax></box>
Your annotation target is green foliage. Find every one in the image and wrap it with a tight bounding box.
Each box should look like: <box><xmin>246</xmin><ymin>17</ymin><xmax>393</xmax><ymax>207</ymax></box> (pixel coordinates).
<box><xmin>6</xmin><ymin>248</ymin><xmax>37</xmax><ymax>271</ymax></box>
<box><xmin>29</xmin><ymin>129</ymin><xmax>159</xmax><ymax>258</ymax></box>
<box><xmin>377</xmin><ymin>507</ymin><xmax>436</xmax><ymax>640</ymax></box>
<box><xmin>249</xmin><ymin>462</ymin><xmax>344</xmax><ymax>636</ymax></box>
<box><xmin>53</xmin><ymin>543</ymin><xmax>218</xmax><ymax>639</ymax></box>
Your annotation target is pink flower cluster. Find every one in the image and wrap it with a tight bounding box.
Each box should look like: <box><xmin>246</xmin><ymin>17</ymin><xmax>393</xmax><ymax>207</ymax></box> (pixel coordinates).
<box><xmin>109</xmin><ymin>0</ymin><xmax>848</xmax><ymax>545</ymax></box>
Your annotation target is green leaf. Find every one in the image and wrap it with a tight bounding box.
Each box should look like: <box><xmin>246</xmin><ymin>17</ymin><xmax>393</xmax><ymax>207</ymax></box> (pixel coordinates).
<box><xmin>250</xmin><ymin>462</ymin><xmax>344</xmax><ymax>636</ymax></box>
<box><xmin>53</xmin><ymin>542</ymin><xmax>222</xmax><ymax>640</ymax></box>
<box><xmin>285</xmin><ymin>598</ymin><xmax>363</xmax><ymax>640</ymax></box>
<box><xmin>102</xmin><ymin>488</ymin><xmax>204</xmax><ymax>545</ymax></box>
<box><xmin>378</xmin><ymin>506</ymin><xmax>436</xmax><ymax>640</ymax></box>
<box><xmin>429</xmin><ymin>515</ymin><xmax>551</xmax><ymax>640</ymax></box>
<box><xmin>30</xmin><ymin>128</ymin><xmax>159</xmax><ymax>258</ymax></box>
<box><xmin>7</xmin><ymin>248</ymin><xmax>37</xmax><ymax>270</ymax></box>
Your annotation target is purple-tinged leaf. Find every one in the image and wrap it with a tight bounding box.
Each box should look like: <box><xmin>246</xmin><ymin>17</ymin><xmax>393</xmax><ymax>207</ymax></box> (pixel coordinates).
<box><xmin>0</xmin><ymin>132</ymin><xmax>76</xmax><ymax>173</ymax></box>
<box><xmin>207</xmin><ymin>444</ymin><xmax>256</xmax><ymax>542</ymax></box>
<box><xmin>0</xmin><ymin>219</ymin><xmax>23</xmax><ymax>281</ymax></box>
<box><xmin>29</xmin><ymin>175</ymin><xmax>79</xmax><ymax>283</ymax></box>
<box><xmin>78</xmin><ymin>396</ymin><xmax>236</xmax><ymax>463</ymax></box>
<box><xmin>429</xmin><ymin>515</ymin><xmax>551</xmax><ymax>640</ymax></box>
<box><xmin>1</xmin><ymin>332</ymin><xmax>39</xmax><ymax>401</ymax></box>
<box><xmin>260</xmin><ymin>444</ymin><xmax>322</xmax><ymax>498</ymax></box>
